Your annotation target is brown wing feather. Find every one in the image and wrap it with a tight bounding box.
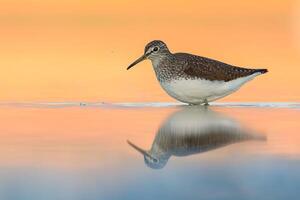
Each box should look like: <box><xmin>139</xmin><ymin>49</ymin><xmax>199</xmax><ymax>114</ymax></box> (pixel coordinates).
<box><xmin>175</xmin><ymin>53</ymin><xmax>267</xmax><ymax>82</ymax></box>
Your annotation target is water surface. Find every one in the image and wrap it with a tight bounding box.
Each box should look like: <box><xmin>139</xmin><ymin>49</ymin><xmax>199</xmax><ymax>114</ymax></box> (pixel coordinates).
<box><xmin>0</xmin><ymin>103</ymin><xmax>299</xmax><ymax>200</ymax></box>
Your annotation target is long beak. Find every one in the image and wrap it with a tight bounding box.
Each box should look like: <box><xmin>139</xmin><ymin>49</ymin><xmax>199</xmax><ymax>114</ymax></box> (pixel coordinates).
<box><xmin>127</xmin><ymin>140</ymin><xmax>156</xmax><ymax>160</ymax></box>
<box><xmin>127</xmin><ymin>53</ymin><xmax>148</xmax><ymax>70</ymax></box>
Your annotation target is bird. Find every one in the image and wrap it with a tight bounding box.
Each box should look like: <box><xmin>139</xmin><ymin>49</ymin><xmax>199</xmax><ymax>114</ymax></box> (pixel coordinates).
<box><xmin>127</xmin><ymin>40</ymin><xmax>268</xmax><ymax>105</ymax></box>
<box><xmin>127</xmin><ymin>106</ymin><xmax>266</xmax><ymax>169</ymax></box>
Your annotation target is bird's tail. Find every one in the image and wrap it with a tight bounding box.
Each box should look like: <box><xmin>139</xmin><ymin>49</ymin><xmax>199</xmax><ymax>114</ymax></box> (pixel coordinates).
<box><xmin>254</xmin><ymin>68</ymin><xmax>268</xmax><ymax>74</ymax></box>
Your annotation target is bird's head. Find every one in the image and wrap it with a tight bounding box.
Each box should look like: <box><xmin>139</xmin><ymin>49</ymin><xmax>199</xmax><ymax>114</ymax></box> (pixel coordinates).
<box><xmin>127</xmin><ymin>140</ymin><xmax>167</xmax><ymax>169</ymax></box>
<box><xmin>127</xmin><ymin>40</ymin><xmax>170</xmax><ymax>70</ymax></box>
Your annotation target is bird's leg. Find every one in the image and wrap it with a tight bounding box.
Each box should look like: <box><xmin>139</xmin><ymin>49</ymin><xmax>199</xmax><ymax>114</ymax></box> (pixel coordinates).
<box><xmin>203</xmin><ymin>99</ymin><xmax>209</xmax><ymax>106</ymax></box>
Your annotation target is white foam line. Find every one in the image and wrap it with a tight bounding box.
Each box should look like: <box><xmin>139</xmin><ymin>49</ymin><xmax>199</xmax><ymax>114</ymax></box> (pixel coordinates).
<box><xmin>0</xmin><ymin>102</ymin><xmax>299</xmax><ymax>109</ymax></box>
<box><xmin>212</xmin><ymin>102</ymin><xmax>300</xmax><ymax>108</ymax></box>
<box><xmin>103</xmin><ymin>102</ymin><xmax>184</xmax><ymax>108</ymax></box>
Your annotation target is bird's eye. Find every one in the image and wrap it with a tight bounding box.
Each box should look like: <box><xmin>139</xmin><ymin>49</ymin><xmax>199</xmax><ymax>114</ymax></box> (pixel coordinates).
<box><xmin>153</xmin><ymin>47</ymin><xmax>159</xmax><ymax>52</ymax></box>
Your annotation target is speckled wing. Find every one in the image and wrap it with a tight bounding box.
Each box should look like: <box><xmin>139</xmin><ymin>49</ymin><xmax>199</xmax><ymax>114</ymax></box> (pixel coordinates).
<box><xmin>175</xmin><ymin>53</ymin><xmax>267</xmax><ymax>82</ymax></box>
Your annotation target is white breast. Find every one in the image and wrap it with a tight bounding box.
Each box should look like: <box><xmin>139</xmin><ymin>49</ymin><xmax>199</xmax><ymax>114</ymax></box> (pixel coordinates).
<box><xmin>160</xmin><ymin>73</ymin><xmax>261</xmax><ymax>104</ymax></box>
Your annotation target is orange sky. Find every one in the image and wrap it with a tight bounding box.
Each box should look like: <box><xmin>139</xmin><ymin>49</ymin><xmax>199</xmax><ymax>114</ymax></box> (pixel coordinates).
<box><xmin>0</xmin><ymin>0</ymin><xmax>300</xmax><ymax>102</ymax></box>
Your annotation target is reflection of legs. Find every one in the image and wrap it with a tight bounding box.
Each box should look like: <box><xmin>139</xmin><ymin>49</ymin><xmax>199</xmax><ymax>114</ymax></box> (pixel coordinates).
<box><xmin>203</xmin><ymin>99</ymin><xmax>209</xmax><ymax>106</ymax></box>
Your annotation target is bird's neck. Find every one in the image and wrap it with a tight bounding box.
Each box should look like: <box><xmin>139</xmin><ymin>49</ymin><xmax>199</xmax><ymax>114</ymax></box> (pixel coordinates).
<box><xmin>150</xmin><ymin>57</ymin><xmax>163</xmax><ymax>69</ymax></box>
<box><xmin>150</xmin><ymin>54</ymin><xmax>179</xmax><ymax>82</ymax></box>
<box><xmin>149</xmin><ymin>53</ymin><xmax>172</xmax><ymax>67</ymax></box>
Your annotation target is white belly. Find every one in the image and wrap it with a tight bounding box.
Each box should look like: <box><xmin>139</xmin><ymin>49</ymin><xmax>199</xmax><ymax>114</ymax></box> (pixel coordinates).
<box><xmin>160</xmin><ymin>73</ymin><xmax>261</xmax><ymax>104</ymax></box>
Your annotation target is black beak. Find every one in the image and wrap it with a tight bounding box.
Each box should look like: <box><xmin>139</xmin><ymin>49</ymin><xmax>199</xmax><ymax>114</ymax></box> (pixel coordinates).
<box><xmin>127</xmin><ymin>140</ymin><xmax>156</xmax><ymax>160</ymax></box>
<box><xmin>127</xmin><ymin>52</ymin><xmax>150</xmax><ymax>70</ymax></box>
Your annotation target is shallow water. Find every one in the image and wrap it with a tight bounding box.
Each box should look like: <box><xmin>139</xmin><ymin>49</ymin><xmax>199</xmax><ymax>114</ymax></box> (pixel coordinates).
<box><xmin>0</xmin><ymin>103</ymin><xmax>299</xmax><ymax>200</ymax></box>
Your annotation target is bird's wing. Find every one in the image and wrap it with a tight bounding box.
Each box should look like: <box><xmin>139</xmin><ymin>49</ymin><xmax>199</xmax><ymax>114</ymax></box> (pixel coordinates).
<box><xmin>175</xmin><ymin>53</ymin><xmax>266</xmax><ymax>82</ymax></box>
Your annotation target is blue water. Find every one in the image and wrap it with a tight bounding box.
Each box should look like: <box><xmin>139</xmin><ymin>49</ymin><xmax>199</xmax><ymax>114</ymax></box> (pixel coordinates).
<box><xmin>0</xmin><ymin>103</ymin><xmax>299</xmax><ymax>200</ymax></box>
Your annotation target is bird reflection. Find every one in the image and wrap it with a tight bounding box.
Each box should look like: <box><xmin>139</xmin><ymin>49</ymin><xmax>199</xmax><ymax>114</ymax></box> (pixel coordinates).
<box><xmin>127</xmin><ymin>106</ymin><xmax>266</xmax><ymax>169</ymax></box>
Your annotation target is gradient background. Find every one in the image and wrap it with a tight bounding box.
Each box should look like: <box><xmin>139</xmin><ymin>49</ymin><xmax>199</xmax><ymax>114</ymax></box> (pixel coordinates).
<box><xmin>1</xmin><ymin>0</ymin><xmax>300</xmax><ymax>102</ymax></box>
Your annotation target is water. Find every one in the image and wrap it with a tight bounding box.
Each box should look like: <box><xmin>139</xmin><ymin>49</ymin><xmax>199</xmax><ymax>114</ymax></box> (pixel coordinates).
<box><xmin>0</xmin><ymin>103</ymin><xmax>299</xmax><ymax>200</ymax></box>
